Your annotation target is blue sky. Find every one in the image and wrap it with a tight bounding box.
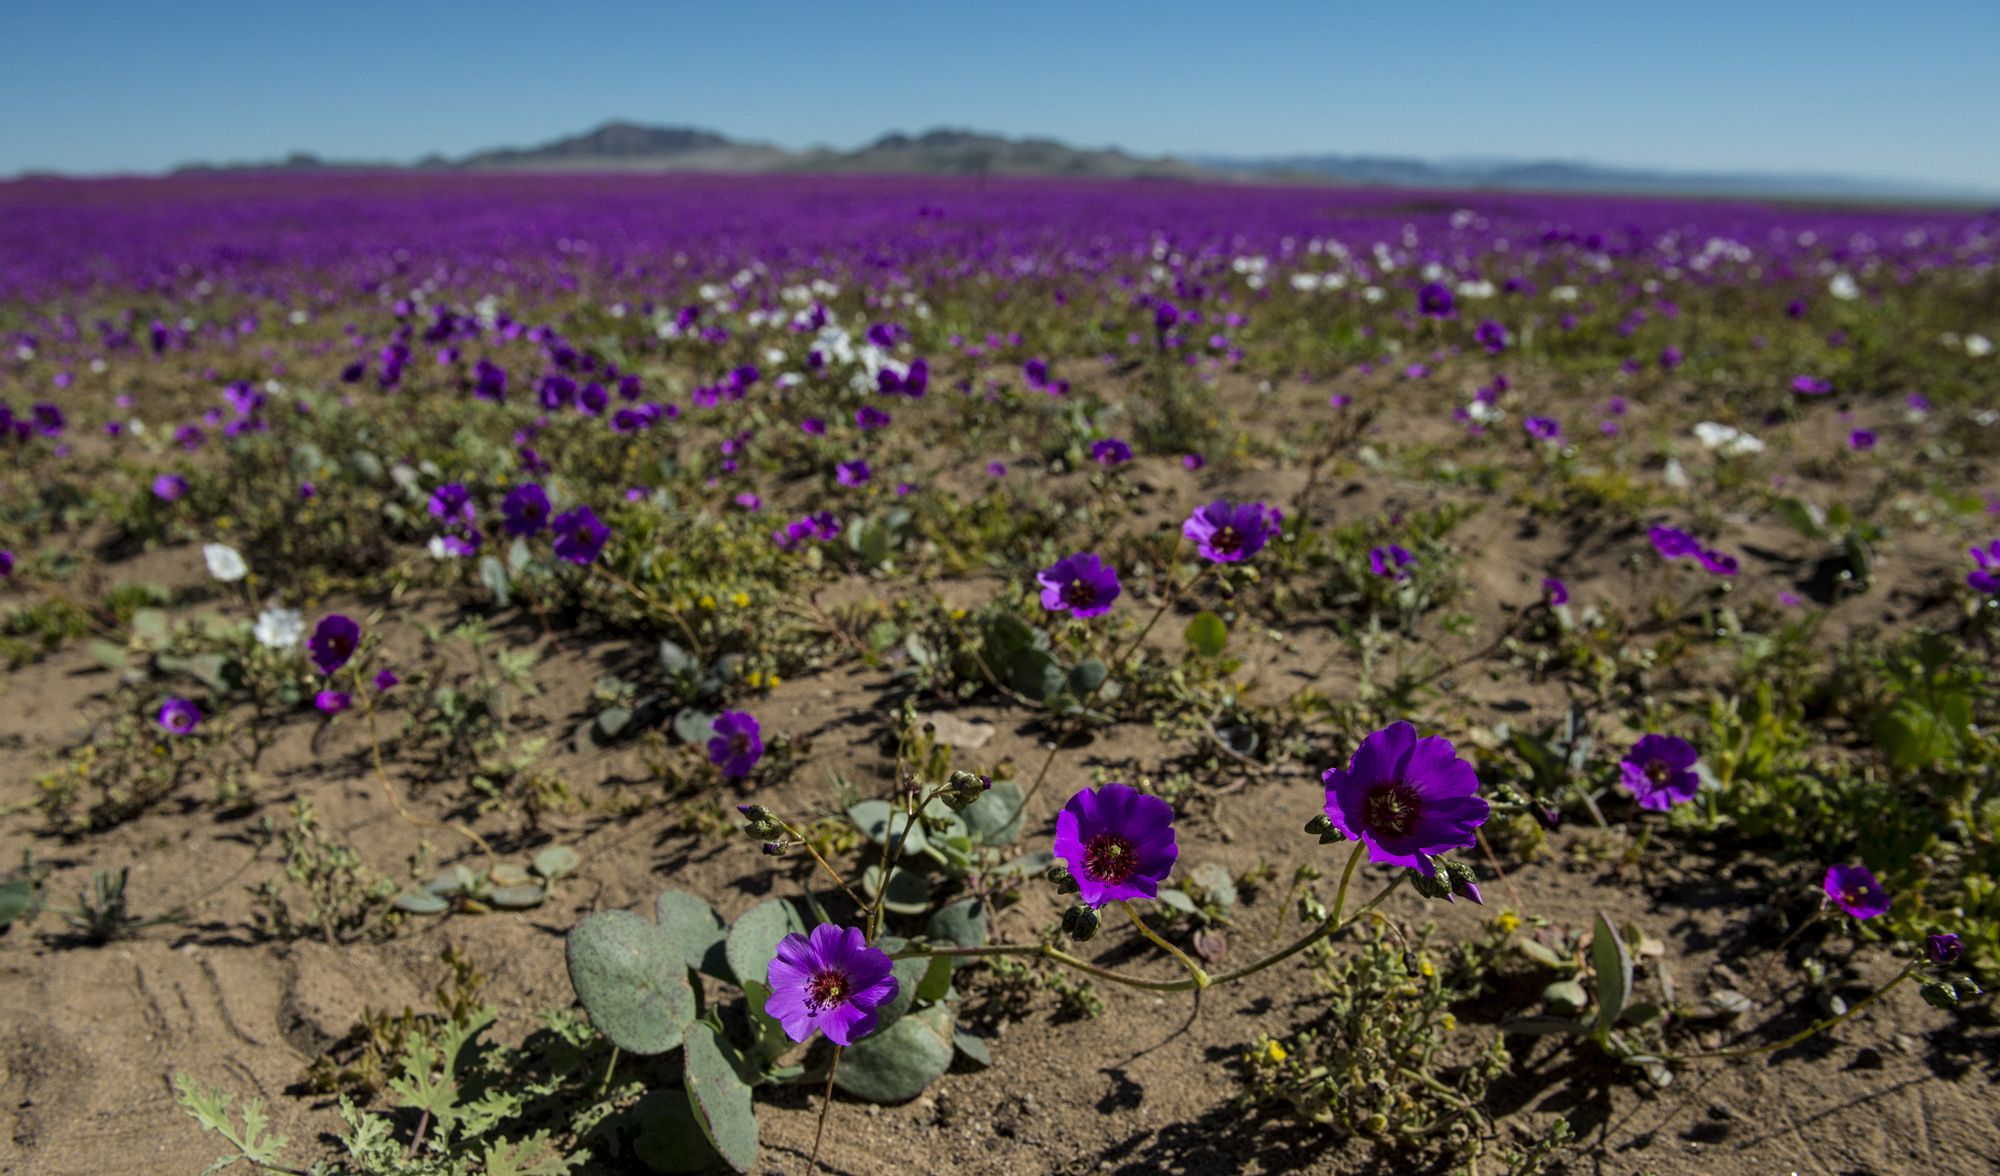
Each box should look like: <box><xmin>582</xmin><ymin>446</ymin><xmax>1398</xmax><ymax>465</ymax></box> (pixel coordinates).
<box><xmin>4</xmin><ymin>0</ymin><xmax>1996</xmax><ymax>188</ymax></box>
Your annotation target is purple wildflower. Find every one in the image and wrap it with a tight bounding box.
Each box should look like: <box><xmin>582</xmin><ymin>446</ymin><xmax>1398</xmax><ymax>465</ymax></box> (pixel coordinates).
<box><xmin>0</xmin><ymin>551</ymin><xmax>12</xmax><ymax>577</ymax></box>
<box><xmin>1967</xmin><ymin>540</ymin><xmax>2000</xmax><ymax>594</ymax></box>
<box><xmin>855</xmin><ymin>405</ymin><xmax>891</xmax><ymax>431</ymax></box>
<box><xmin>158</xmin><ymin>697</ymin><xmax>201</xmax><ymax>735</ymax></box>
<box><xmin>1849</xmin><ymin>429</ymin><xmax>1876</xmax><ymax>452</ymax></box>
<box><xmin>1927</xmin><ymin>933</ymin><xmax>1962</xmax><ymax>966</ymax></box>
<box><xmin>1524</xmin><ymin>416</ymin><xmax>1561</xmax><ymax>441</ymax></box>
<box><xmin>314</xmin><ymin>690</ymin><xmax>352</xmax><ymax>716</ymax></box>
<box><xmin>1322</xmin><ymin>721</ymin><xmax>1489</xmax><ymax>876</ymax></box>
<box><xmin>1823</xmin><ymin>863</ymin><xmax>1889</xmax><ymax>920</ymax></box>
<box><xmin>1791</xmin><ymin>375</ymin><xmax>1833</xmax><ymax>396</ymax></box>
<box><xmin>308</xmin><ymin>615</ymin><xmax>360</xmax><ymax>675</ymax></box>
<box><xmin>153</xmin><ymin>473</ymin><xmax>189</xmax><ymax>501</ymax></box>
<box><xmin>551</xmin><ymin>506</ymin><xmax>610</xmax><ymax>565</ymax></box>
<box><xmin>1618</xmin><ymin>735</ymin><xmax>1699</xmax><ymax>811</ymax></box>
<box><xmin>502</xmin><ymin>483</ymin><xmax>551</xmax><ymax>537</ymax></box>
<box><xmin>1369</xmin><ymin>544</ymin><xmax>1417</xmax><ymax>579</ymax></box>
<box><xmin>1474</xmin><ymin>320</ymin><xmax>1509</xmax><ymax>354</ymax></box>
<box><xmin>1183</xmin><ymin>453</ymin><xmax>1206</xmax><ymax>471</ymax></box>
<box><xmin>1090</xmin><ymin>438</ymin><xmax>1133</xmax><ymax>466</ymax></box>
<box><xmin>764</xmin><ymin>925</ymin><xmax>898</xmax><ymax>1046</ymax></box>
<box><xmin>1542</xmin><ymin>577</ymin><xmax>1569</xmax><ymax>606</ymax></box>
<box><xmin>1052</xmin><ymin>783</ymin><xmax>1178</xmax><ymax>906</ymax></box>
<box><xmin>836</xmin><ymin>460</ymin><xmax>872</xmax><ymax>487</ymax></box>
<box><xmin>1182</xmin><ymin>499</ymin><xmax>1282</xmax><ymax>563</ymax></box>
<box><xmin>428</xmin><ymin>483</ymin><xmax>475</xmax><ymax>529</ymax></box>
<box><xmin>1418</xmin><ymin>283</ymin><xmax>1455</xmax><ymax>318</ymax></box>
<box><xmin>1037</xmin><ymin>553</ymin><xmax>1122</xmax><ymax>619</ymax></box>
<box><xmin>1649</xmin><ymin>526</ymin><xmax>1701</xmax><ymax>559</ymax></box>
<box><xmin>708</xmin><ymin>711</ymin><xmax>764</xmax><ymax>779</ymax></box>
<box><xmin>373</xmin><ymin>668</ymin><xmax>400</xmax><ymax>692</ymax></box>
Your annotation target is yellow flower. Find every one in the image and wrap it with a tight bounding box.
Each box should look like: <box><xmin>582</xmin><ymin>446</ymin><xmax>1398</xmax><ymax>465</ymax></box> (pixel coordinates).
<box><xmin>1261</xmin><ymin>1039</ymin><xmax>1287</xmax><ymax>1063</ymax></box>
<box><xmin>1494</xmin><ymin>910</ymin><xmax>1522</xmax><ymax>935</ymax></box>
<box><xmin>1441</xmin><ymin>1013</ymin><xmax>1458</xmax><ymax>1032</ymax></box>
<box><xmin>1418</xmin><ymin>957</ymin><xmax>1435</xmax><ymax>978</ymax></box>
<box><xmin>699</xmin><ymin>593</ymin><xmax>716</xmax><ymax>610</ymax></box>
<box><xmin>730</xmin><ymin>591</ymin><xmax>750</xmax><ymax>608</ymax></box>
<box><xmin>765</xmin><ymin>674</ymin><xmax>781</xmax><ymax>688</ymax></box>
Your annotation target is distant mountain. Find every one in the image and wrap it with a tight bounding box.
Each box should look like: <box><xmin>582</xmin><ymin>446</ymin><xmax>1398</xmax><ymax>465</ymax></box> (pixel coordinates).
<box><xmin>157</xmin><ymin>121</ymin><xmax>1994</xmax><ymax>201</ymax></box>
<box><xmin>1192</xmin><ymin>152</ymin><xmax>1995</xmax><ymax>202</ymax></box>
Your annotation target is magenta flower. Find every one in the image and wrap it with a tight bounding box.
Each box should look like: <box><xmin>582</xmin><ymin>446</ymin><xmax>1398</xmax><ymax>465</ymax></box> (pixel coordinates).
<box><xmin>1618</xmin><ymin>735</ymin><xmax>1699</xmax><ymax>811</ymax></box>
<box><xmin>501</xmin><ymin>483</ymin><xmax>550</xmax><ymax>537</ymax></box>
<box><xmin>1695</xmin><ymin>548</ymin><xmax>1740</xmax><ymax>576</ymax></box>
<box><xmin>153</xmin><ymin>473</ymin><xmax>189</xmax><ymax>501</ymax></box>
<box><xmin>855</xmin><ymin>405</ymin><xmax>891</xmax><ymax>431</ymax></box>
<box><xmin>1523</xmin><ymin>416</ymin><xmax>1561</xmax><ymax>441</ymax></box>
<box><xmin>1182</xmin><ymin>499</ymin><xmax>1281</xmax><ymax>563</ymax></box>
<box><xmin>1418</xmin><ymin>282</ymin><xmax>1455</xmax><ymax>318</ymax></box>
<box><xmin>1542</xmin><ymin>577</ymin><xmax>1569</xmax><ymax>606</ymax></box>
<box><xmin>1036</xmin><ymin>552</ymin><xmax>1122</xmax><ymax>619</ymax></box>
<box><xmin>1474</xmin><ymin>320</ymin><xmax>1509</xmax><ymax>354</ymax></box>
<box><xmin>373</xmin><ymin>668</ymin><xmax>400</xmax><ymax>692</ymax></box>
<box><xmin>1182</xmin><ymin>453</ymin><xmax>1206</xmax><ymax>471</ymax></box>
<box><xmin>158</xmin><ymin>697</ymin><xmax>201</xmax><ymax>735</ymax></box>
<box><xmin>708</xmin><ymin>711</ymin><xmax>764</xmax><ymax>779</ymax></box>
<box><xmin>308</xmin><ymin>614</ymin><xmax>360</xmax><ymax>675</ymax></box>
<box><xmin>1967</xmin><ymin>540</ymin><xmax>2000</xmax><ymax>594</ymax></box>
<box><xmin>0</xmin><ymin>550</ymin><xmax>12</xmax><ymax>577</ymax></box>
<box><xmin>1823</xmin><ymin>863</ymin><xmax>1889</xmax><ymax>920</ymax></box>
<box><xmin>427</xmin><ymin>483</ymin><xmax>475</xmax><ymax>529</ymax></box>
<box><xmin>1322</xmin><ymin>722</ymin><xmax>1489</xmax><ymax>876</ymax></box>
<box><xmin>551</xmin><ymin>506</ymin><xmax>610</xmax><ymax>565</ymax></box>
<box><xmin>1927</xmin><ymin>933</ymin><xmax>1962</xmax><ymax>965</ymax></box>
<box><xmin>1792</xmin><ymin>375</ymin><xmax>1833</xmax><ymax>396</ymax></box>
<box><xmin>315</xmin><ymin>690</ymin><xmax>351</xmax><ymax>716</ymax></box>
<box><xmin>1052</xmin><ymin>783</ymin><xmax>1178</xmax><ymax>905</ymax></box>
<box><xmin>1090</xmin><ymin>438</ymin><xmax>1133</xmax><ymax>466</ymax></box>
<box><xmin>801</xmin><ymin>417</ymin><xmax>827</xmax><ymax>436</ymax></box>
<box><xmin>1369</xmin><ymin>544</ymin><xmax>1417</xmax><ymax>580</ymax></box>
<box><xmin>764</xmin><ymin>925</ymin><xmax>898</xmax><ymax>1046</ymax></box>
<box><xmin>1848</xmin><ymin>429</ymin><xmax>1876</xmax><ymax>452</ymax></box>
<box><xmin>836</xmin><ymin>460</ymin><xmax>872</xmax><ymax>486</ymax></box>
<box><xmin>1649</xmin><ymin>526</ymin><xmax>1701</xmax><ymax>559</ymax></box>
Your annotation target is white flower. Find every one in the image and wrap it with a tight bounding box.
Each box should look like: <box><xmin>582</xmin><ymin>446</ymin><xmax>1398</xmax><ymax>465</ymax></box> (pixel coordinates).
<box><xmin>1663</xmin><ymin>458</ymin><xmax>1690</xmax><ymax>488</ymax></box>
<box><xmin>1967</xmin><ymin>334</ymin><xmax>1994</xmax><ymax>358</ymax></box>
<box><xmin>254</xmin><ymin>607</ymin><xmax>305</xmax><ymax>650</ymax></box>
<box><xmin>202</xmin><ymin>543</ymin><xmax>248</xmax><ymax>582</ymax></box>
<box><xmin>1828</xmin><ymin>273</ymin><xmax>1860</xmax><ymax>300</ymax></box>
<box><xmin>1692</xmin><ymin>422</ymin><xmax>1765</xmax><ymax>457</ymax></box>
<box><xmin>1467</xmin><ymin>400</ymin><xmax>1504</xmax><ymax>424</ymax></box>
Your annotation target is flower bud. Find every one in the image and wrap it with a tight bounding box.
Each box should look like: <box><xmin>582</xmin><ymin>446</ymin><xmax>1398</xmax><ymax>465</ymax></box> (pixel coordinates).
<box><xmin>1927</xmin><ymin>932</ymin><xmax>1962</xmax><ymax>966</ymax></box>
<box><xmin>1407</xmin><ymin>863</ymin><xmax>1453</xmax><ymax>902</ymax></box>
<box><xmin>1442</xmin><ymin>858</ymin><xmax>1484</xmax><ymax>905</ymax></box>
<box><xmin>1045</xmin><ymin>862</ymin><xmax>1080</xmax><ymax>895</ymax></box>
<box><xmin>941</xmin><ymin>769</ymin><xmax>992</xmax><ymax>813</ymax></box>
<box><xmin>1920</xmin><ymin>979</ymin><xmax>1960</xmax><ymax>1010</ymax></box>
<box><xmin>760</xmin><ymin>840</ymin><xmax>787</xmax><ymax>857</ymax></box>
<box><xmin>738</xmin><ymin>803</ymin><xmax>782</xmax><ymax>838</ymax></box>
<box><xmin>1304</xmin><ymin>814</ymin><xmax>1332</xmax><ymax>836</ymax></box>
<box><xmin>1060</xmin><ymin>904</ymin><xmax>1101</xmax><ymax>942</ymax></box>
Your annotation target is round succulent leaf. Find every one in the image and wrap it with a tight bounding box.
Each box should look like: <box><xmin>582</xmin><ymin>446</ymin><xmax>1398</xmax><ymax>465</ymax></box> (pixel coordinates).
<box><xmin>834</xmin><ymin>1004</ymin><xmax>955</xmax><ymax>1105</ymax></box>
<box><xmin>533</xmin><ymin>845</ymin><xmax>581</xmax><ymax>880</ymax></box>
<box><xmin>847</xmin><ymin>799</ymin><xmax>929</xmax><ymax>855</ymax></box>
<box><xmin>1068</xmin><ymin>657</ymin><xmax>1109</xmax><ymax>696</ymax></box>
<box><xmin>487</xmin><ymin>884</ymin><xmax>547</xmax><ymax>910</ymax></box>
<box><xmin>656</xmin><ymin>888</ymin><xmax>731</xmax><ymax>980</ymax></box>
<box><xmin>565</xmin><ymin>909</ymin><xmax>695</xmax><ymax>1055</ymax></box>
<box><xmin>392</xmin><ymin>889</ymin><xmax>450</xmax><ymax>916</ymax></box>
<box><xmin>870</xmin><ymin>948</ymin><xmax>933</xmax><ymax>1034</ymax></box>
<box><xmin>960</xmin><ymin>781</ymin><xmax>1024</xmax><ymax>846</ymax></box>
<box><xmin>683</xmin><ymin>1021</ymin><xmax>759</xmax><ymax>1173</ymax></box>
<box><xmin>861</xmin><ymin>864</ymin><xmax>931</xmax><ymax>915</ymax></box>
<box><xmin>926</xmin><ymin>898</ymin><xmax>987</xmax><ymax>950</ymax></box>
<box><xmin>952</xmin><ymin>1029</ymin><xmax>993</xmax><ymax>1069</ymax></box>
<box><xmin>724</xmin><ymin>897</ymin><xmax>809</xmax><ymax>989</ymax></box>
<box><xmin>631</xmin><ymin>1088</ymin><xmax>725</xmax><ymax>1174</ymax></box>
<box><xmin>673</xmin><ymin>706</ymin><xmax>720</xmax><ymax>745</ymax></box>
<box><xmin>488</xmin><ymin>863</ymin><xmax>532</xmax><ymax>888</ymax></box>
<box><xmin>913</xmin><ymin>954</ymin><xmax>955</xmax><ymax>1004</ymax></box>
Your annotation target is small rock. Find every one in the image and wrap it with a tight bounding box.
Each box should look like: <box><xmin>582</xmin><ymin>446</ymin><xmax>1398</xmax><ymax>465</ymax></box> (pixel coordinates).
<box><xmin>921</xmin><ymin>712</ymin><xmax>995</xmax><ymax>749</ymax></box>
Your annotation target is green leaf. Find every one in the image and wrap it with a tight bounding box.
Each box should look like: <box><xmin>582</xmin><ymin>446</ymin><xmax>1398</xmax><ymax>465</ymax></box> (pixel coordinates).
<box><xmin>724</xmin><ymin>897</ymin><xmax>809</xmax><ymax>989</ymax></box>
<box><xmin>392</xmin><ymin>890</ymin><xmax>450</xmax><ymax>915</ymax></box>
<box><xmin>594</xmin><ymin>707</ymin><xmax>633</xmax><ymax>741</ymax></box>
<box><xmin>861</xmin><ymin>865</ymin><xmax>931</xmax><ymax>915</ymax></box>
<box><xmin>673</xmin><ymin>706</ymin><xmax>719</xmax><ymax>745</ymax></box>
<box><xmin>1183</xmin><ymin>611</ymin><xmax>1228</xmax><ymax>657</ymax></box>
<box><xmin>658</xmin><ymin>639</ymin><xmax>696</xmax><ymax>677</ymax></box>
<box><xmin>478</xmin><ymin>555</ymin><xmax>512</xmax><ymax>607</ymax></box>
<box><xmin>1010</xmin><ymin>648</ymin><xmax>1069</xmax><ymax>704</ymax></box>
<box><xmin>959</xmin><ymin>781</ymin><xmax>1024</xmax><ymax>846</ymax></box>
<box><xmin>88</xmin><ymin>640</ymin><xmax>129</xmax><ymax>672</ymax></box>
<box><xmin>565</xmin><ymin>910</ymin><xmax>695</xmax><ymax>1055</ymax></box>
<box><xmin>835</xmin><ymin>1004</ymin><xmax>955</xmax><ymax>1104</ymax></box>
<box><xmin>683</xmin><ymin>1022</ymin><xmax>759</xmax><ymax>1173</ymax></box>
<box><xmin>488</xmin><ymin>884</ymin><xmax>547</xmax><ymax>910</ymax></box>
<box><xmin>655</xmin><ymin>889</ymin><xmax>731</xmax><ymax>980</ymax></box>
<box><xmin>532</xmin><ymin>845</ymin><xmax>580</xmax><ymax>880</ymax></box>
<box><xmin>1515</xmin><ymin>938</ymin><xmax>1569</xmax><ymax>969</ymax></box>
<box><xmin>1542</xmin><ymin>979</ymin><xmax>1589</xmax><ymax>1016</ymax></box>
<box><xmin>481</xmin><ymin>1131</ymin><xmax>578</xmax><ymax>1176</ymax></box>
<box><xmin>871</xmin><ymin>946</ymin><xmax>932</xmax><ymax>1033</ymax></box>
<box><xmin>632</xmin><ymin>1087</ymin><xmax>725</xmax><ymax>1173</ymax></box>
<box><xmin>914</xmin><ymin>954</ymin><xmax>955</xmax><ymax>1003</ymax></box>
<box><xmin>926</xmin><ymin>898</ymin><xmax>987</xmax><ymax>950</ymax></box>
<box><xmin>0</xmin><ymin>879</ymin><xmax>33</xmax><ymax>929</ymax></box>
<box><xmin>1591</xmin><ymin>912</ymin><xmax>1632</xmax><ymax>1037</ymax></box>
<box><xmin>1068</xmin><ymin>658</ymin><xmax>1108</xmax><ymax>696</ymax></box>
<box><xmin>952</xmin><ymin>1029</ymin><xmax>993</xmax><ymax>1068</ymax></box>
<box><xmin>739</xmin><ymin>979</ymin><xmax>793</xmax><ymax>1065</ymax></box>
<box><xmin>1776</xmin><ymin>496</ymin><xmax>1827</xmax><ymax>539</ymax></box>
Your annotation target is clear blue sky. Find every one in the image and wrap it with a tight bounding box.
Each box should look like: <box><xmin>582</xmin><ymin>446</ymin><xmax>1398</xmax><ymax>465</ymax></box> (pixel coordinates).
<box><xmin>4</xmin><ymin>0</ymin><xmax>1996</xmax><ymax>188</ymax></box>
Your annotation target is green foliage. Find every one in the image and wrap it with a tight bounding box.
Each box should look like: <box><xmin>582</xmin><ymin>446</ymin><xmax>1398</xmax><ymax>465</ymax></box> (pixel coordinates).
<box><xmin>253</xmin><ymin>800</ymin><xmax>397</xmax><ymax>944</ymax></box>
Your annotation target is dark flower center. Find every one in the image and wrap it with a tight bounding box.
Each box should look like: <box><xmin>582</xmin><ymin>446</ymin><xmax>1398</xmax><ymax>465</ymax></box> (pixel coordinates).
<box><xmin>805</xmin><ymin>969</ymin><xmax>851</xmax><ymax>1012</ymax></box>
<box><xmin>728</xmin><ymin>732</ymin><xmax>752</xmax><ymax>758</ymax></box>
<box><xmin>1211</xmin><ymin>525</ymin><xmax>1242</xmax><ymax>554</ymax></box>
<box><xmin>1061</xmin><ymin>577</ymin><xmax>1097</xmax><ymax>608</ymax></box>
<box><xmin>1364</xmin><ymin>782</ymin><xmax>1423</xmax><ymax>839</ymax></box>
<box><xmin>1083</xmin><ymin>833</ymin><xmax>1138</xmax><ymax>883</ymax></box>
<box><xmin>1644</xmin><ymin>759</ymin><xmax>1672</xmax><ymax>787</ymax></box>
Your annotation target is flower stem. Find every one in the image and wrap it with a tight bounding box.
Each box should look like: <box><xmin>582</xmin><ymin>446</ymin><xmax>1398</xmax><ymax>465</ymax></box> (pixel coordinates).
<box><xmin>1118</xmin><ymin>901</ymin><xmax>1209</xmax><ymax>988</ymax></box>
<box><xmin>1668</xmin><ymin>959</ymin><xmax>1921</xmax><ymax>1063</ymax></box>
<box><xmin>809</xmin><ymin>1045</ymin><xmax>840</xmax><ymax>1173</ymax></box>
<box><xmin>781</xmin><ymin>821</ymin><xmax>866</xmax><ymax>910</ymax></box>
<box><xmin>866</xmin><ymin>784</ymin><xmax>940</xmax><ymax>940</ymax></box>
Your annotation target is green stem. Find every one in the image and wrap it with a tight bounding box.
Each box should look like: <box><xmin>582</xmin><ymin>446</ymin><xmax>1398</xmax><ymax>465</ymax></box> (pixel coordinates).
<box><xmin>1118</xmin><ymin>901</ymin><xmax>1209</xmax><ymax>988</ymax></box>
<box><xmin>1668</xmin><ymin>959</ymin><xmax>1921</xmax><ymax>1063</ymax></box>
<box><xmin>866</xmin><ymin>785</ymin><xmax>940</xmax><ymax>940</ymax></box>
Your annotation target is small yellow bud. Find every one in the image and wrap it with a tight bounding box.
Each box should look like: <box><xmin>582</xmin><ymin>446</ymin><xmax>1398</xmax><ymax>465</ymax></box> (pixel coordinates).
<box><xmin>1494</xmin><ymin>910</ymin><xmax>1522</xmax><ymax>934</ymax></box>
<box><xmin>731</xmin><ymin>591</ymin><xmax>750</xmax><ymax>608</ymax></box>
<box><xmin>699</xmin><ymin>594</ymin><xmax>716</xmax><ymax>609</ymax></box>
<box><xmin>1441</xmin><ymin>1013</ymin><xmax>1458</xmax><ymax>1031</ymax></box>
